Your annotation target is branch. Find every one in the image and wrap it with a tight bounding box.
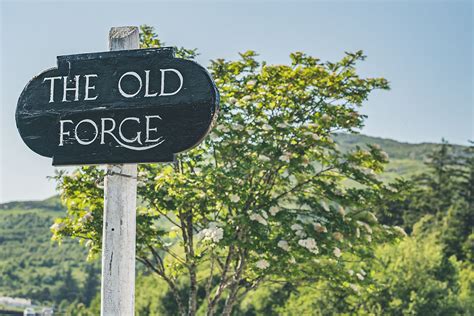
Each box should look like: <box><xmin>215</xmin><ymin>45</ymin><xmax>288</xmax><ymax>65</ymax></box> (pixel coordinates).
<box><xmin>137</xmin><ymin>256</ymin><xmax>186</xmax><ymax>316</ymax></box>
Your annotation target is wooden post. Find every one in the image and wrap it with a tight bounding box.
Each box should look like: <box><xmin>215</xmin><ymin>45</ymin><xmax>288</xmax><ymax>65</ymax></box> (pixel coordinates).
<box><xmin>101</xmin><ymin>26</ymin><xmax>139</xmax><ymax>316</ymax></box>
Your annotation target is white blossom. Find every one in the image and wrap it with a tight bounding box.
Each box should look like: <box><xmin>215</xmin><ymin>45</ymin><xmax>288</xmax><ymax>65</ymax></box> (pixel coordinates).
<box><xmin>393</xmin><ymin>226</ymin><xmax>408</xmax><ymax>237</ymax></box>
<box><xmin>51</xmin><ymin>222</ymin><xmax>65</xmax><ymax>232</ymax></box>
<box><xmin>256</xmin><ymin>259</ymin><xmax>270</xmax><ymax>269</ymax></box>
<box><xmin>229</xmin><ymin>194</ymin><xmax>240</xmax><ymax>203</ymax></box>
<box><xmin>298</xmin><ymin>238</ymin><xmax>319</xmax><ymax>254</ymax></box>
<box><xmin>231</xmin><ymin>123</ymin><xmax>244</xmax><ymax>131</ymax></box>
<box><xmin>313</xmin><ymin>223</ymin><xmax>328</xmax><ymax>233</ymax></box>
<box><xmin>262</xmin><ymin>124</ymin><xmax>273</xmax><ymax>131</ymax></box>
<box><xmin>338</xmin><ymin>206</ymin><xmax>346</xmax><ymax>217</ymax></box>
<box><xmin>246</xmin><ymin>80</ymin><xmax>257</xmax><ymax>87</ymax></box>
<box><xmin>320</xmin><ymin>201</ymin><xmax>329</xmax><ymax>212</ymax></box>
<box><xmin>333</xmin><ymin>247</ymin><xmax>342</xmax><ymax>258</ymax></box>
<box><xmin>197</xmin><ymin>222</ymin><xmax>224</xmax><ymax>243</ymax></box>
<box><xmin>250</xmin><ymin>213</ymin><xmax>268</xmax><ymax>226</ymax></box>
<box><xmin>241</xmin><ymin>95</ymin><xmax>252</xmax><ymax>102</ymax></box>
<box><xmin>289</xmin><ymin>257</ymin><xmax>296</xmax><ymax>264</ymax></box>
<box><xmin>291</xmin><ymin>224</ymin><xmax>303</xmax><ymax>231</ymax></box>
<box><xmin>349</xmin><ymin>283</ymin><xmax>360</xmax><ymax>294</ymax></box>
<box><xmin>209</xmin><ymin>133</ymin><xmax>220</xmax><ymax>141</ymax></box>
<box><xmin>356</xmin><ymin>273</ymin><xmax>365</xmax><ymax>281</ymax></box>
<box><xmin>216</xmin><ymin>124</ymin><xmax>230</xmax><ymax>133</ymax></box>
<box><xmin>304</xmin><ymin>131</ymin><xmax>320</xmax><ymax>141</ymax></box>
<box><xmin>269</xmin><ymin>206</ymin><xmax>280</xmax><ymax>216</ymax></box>
<box><xmin>279</xmin><ymin>153</ymin><xmax>291</xmax><ymax>163</ymax></box>
<box><xmin>348</xmin><ymin>269</ymin><xmax>354</xmax><ymax>276</ymax></box>
<box><xmin>258</xmin><ymin>154</ymin><xmax>271</xmax><ymax>162</ymax></box>
<box><xmin>333</xmin><ymin>232</ymin><xmax>344</xmax><ymax>242</ymax></box>
<box><xmin>360</xmin><ymin>269</ymin><xmax>366</xmax><ymax>276</ymax></box>
<box><xmin>288</xmin><ymin>175</ymin><xmax>298</xmax><ymax>184</ymax></box>
<box><xmin>79</xmin><ymin>212</ymin><xmax>93</xmax><ymax>223</ymax></box>
<box><xmin>291</xmin><ymin>223</ymin><xmax>305</xmax><ymax>238</ymax></box>
<box><xmin>361</xmin><ymin>168</ymin><xmax>376</xmax><ymax>177</ymax></box>
<box><xmin>357</xmin><ymin>221</ymin><xmax>373</xmax><ymax>234</ymax></box>
<box><xmin>321</xmin><ymin>113</ymin><xmax>331</xmax><ymax>122</ymax></box>
<box><xmin>277</xmin><ymin>240</ymin><xmax>290</xmax><ymax>251</ymax></box>
<box><xmin>295</xmin><ymin>230</ymin><xmax>307</xmax><ymax>238</ymax></box>
<box><xmin>367</xmin><ymin>212</ymin><xmax>378</xmax><ymax>223</ymax></box>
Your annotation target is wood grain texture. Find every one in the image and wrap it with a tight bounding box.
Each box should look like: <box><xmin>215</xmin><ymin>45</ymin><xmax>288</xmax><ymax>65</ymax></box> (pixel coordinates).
<box><xmin>101</xmin><ymin>26</ymin><xmax>138</xmax><ymax>316</ymax></box>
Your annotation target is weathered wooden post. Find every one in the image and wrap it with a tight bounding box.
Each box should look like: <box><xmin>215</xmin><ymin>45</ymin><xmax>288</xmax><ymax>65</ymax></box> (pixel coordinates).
<box><xmin>101</xmin><ymin>26</ymin><xmax>139</xmax><ymax>316</ymax></box>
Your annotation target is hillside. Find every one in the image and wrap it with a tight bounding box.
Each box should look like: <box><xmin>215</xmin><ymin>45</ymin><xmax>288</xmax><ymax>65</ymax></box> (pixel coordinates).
<box><xmin>0</xmin><ymin>196</ymin><xmax>100</xmax><ymax>311</ymax></box>
<box><xmin>334</xmin><ymin>134</ymin><xmax>465</xmax><ymax>182</ymax></box>
<box><xmin>0</xmin><ymin>134</ymin><xmax>466</xmax><ymax>309</ymax></box>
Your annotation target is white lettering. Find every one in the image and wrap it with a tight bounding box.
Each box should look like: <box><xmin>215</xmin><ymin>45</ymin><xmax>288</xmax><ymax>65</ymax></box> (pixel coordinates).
<box><xmin>62</xmin><ymin>75</ymin><xmax>80</xmax><ymax>102</ymax></box>
<box><xmin>43</xmin><ymin>76</ymin><xmax>62</xmax><ymax>103</ymax></box>
<box><xmin>75</xmin><ymin>119</ymin><xmax>98</xmax><ymax>145</ymax></box>
<box><xmin>59</xmin><ymin>120</ymin><xmax>73</xmax><ymax>146</ymax></box>
<box><xmin>60</xmin><ymin>116</ymin><xmax>165</xmax><ymax>151</ymax></box>
<box><xmin>145</xmin><ymin>115</ymin><xmax>162</xmax><ymax>142</ymax></box>
<box><xmin>118</xmin><ymin>71</ymin><xmax>142</xmax><ymax>98</ymax></box>
<box><xmin>144</xmin><ymin>70</ymin><xmax>158</xmax><ymax>97</ymax></box>
<box><xmin>84</xmin><ymin>74</ymin><xmax>98</xmax><ymax>101</ymax></box>
<box><xmin>119</xmin><ymin>117</ymin><xmax>142</xmax><ymax>144</ymax></box>
<box><xmin>100</xmin><ymin>118</ymin><xmax>116</xmax><ymax>144</ymax></box>
<box><xmin>159</xmin><ymin>69</ymin><xmax>183</xmax><ymax>96</ymax></box>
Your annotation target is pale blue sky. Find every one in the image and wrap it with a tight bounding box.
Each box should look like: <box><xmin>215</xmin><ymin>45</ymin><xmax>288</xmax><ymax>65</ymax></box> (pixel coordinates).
<box><xmin>1</xmin><ymin>0</ymin><xmax>472</xmax><ymax>202</ymax></box>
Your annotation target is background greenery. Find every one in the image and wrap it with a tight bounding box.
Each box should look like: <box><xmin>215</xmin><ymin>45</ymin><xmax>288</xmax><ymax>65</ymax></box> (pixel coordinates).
<box><xmin>1</xmin><ymin>134</ymin><xmax>471</xmax><ymax>315</ymax></box>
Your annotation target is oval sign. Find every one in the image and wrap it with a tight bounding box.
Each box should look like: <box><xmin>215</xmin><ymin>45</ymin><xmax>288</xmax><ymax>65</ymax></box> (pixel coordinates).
<box><xmin>16</xmin><ymin>48</ymin><xmax>219</xmax><ymax>166</ymax></box>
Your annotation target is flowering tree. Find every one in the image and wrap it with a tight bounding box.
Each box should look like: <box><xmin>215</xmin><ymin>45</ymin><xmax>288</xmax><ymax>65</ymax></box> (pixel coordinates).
<box><xmin>52</xmin><ymin>26</ymin><xmax>406</xmax><ymax>315</ymax></box>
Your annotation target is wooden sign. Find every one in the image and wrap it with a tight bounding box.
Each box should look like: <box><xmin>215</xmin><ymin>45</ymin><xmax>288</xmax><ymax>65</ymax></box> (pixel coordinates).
<box><xmin>16</xmin><ymin>48</ymin><xmax>219</xmax><ymax>166</ymax></box>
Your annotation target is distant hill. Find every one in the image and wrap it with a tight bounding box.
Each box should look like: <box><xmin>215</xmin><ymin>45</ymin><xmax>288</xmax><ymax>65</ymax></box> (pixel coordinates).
<box><xmin>334</xmin><ymin>134</ymin><xmax>466</xmax><ymax>182</ymax></box>
<box><xmin>334</xmin><ymin>133</ymin><xmax>465</xmax><ymax>161</ymax></box>
<box><xmin>0</xmin><ymin>133</ymin><xmax>467</xmax><ymax>307</ymax></box>
<box><xmin>0</xmin><ymin>195</ymin><xmax>63</xmax><ymax>212</ymax></box>
<box><xmin>0</xmin><ymin>196</ymin><xmax>99</xmax><ymax>309</ymax></box>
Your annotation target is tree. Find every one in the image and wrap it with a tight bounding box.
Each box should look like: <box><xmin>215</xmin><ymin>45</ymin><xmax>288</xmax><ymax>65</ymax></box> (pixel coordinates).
<box><xmin>53</xmin><ymin>269</ymin><xmax>80</xmax><ymax>303</ymax></box>
<box><xmin>276</xmin><ymin>228</ymin><xmax>470</xmax><ymax>315</ymax></box>
<box><xmin>81</xmin><ymin>264</ymin><xmax>100</xmax><ymax>307</ymax></box>
<box><xmin>52</xmin><ymin>25</ymin><xmax>406</xmax><ymax>315</ymax></box>
<box><xmin>399</xmin><ymin>141</ymin><xmax>474</xmax><ymax>259</ymax></box>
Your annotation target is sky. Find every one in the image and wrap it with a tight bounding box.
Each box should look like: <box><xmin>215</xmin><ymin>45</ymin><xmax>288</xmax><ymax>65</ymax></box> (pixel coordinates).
<box><xmin>0</xmin><ymin>0</ymin><xmax>472</xmax><ymax>203</ymax></box>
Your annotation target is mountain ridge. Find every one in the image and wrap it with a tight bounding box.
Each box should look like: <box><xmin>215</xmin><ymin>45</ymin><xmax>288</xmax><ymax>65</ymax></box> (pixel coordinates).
<box><xmin>1</xmin><ymin>133</ymin><xmax>467</xmax><ymax>208</ymax></box>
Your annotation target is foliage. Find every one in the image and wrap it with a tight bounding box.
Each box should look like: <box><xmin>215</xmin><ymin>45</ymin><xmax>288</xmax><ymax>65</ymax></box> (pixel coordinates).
<box><xmin>360</xmin><ymin>232</ymin><xmax>463</xmax><ymax>315</ymax></box>
<box><xmin>0</xmin><ymin>201</ymin><xmax>100</xmax><ymax>312</ymax></box>
<box><xmin>273</xmin><ymin>232</ymin><xmax>472</xmax><ymax>316</ymax></box>
<box><xmin>1</xmin><ymin>134</ymin><xmax>472</xmax><ymax>314</ymax></box>
<box><xmin>50</xmin><ymin>25</ymin><xmax>410</xmax><ymax>315</ymax></box>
